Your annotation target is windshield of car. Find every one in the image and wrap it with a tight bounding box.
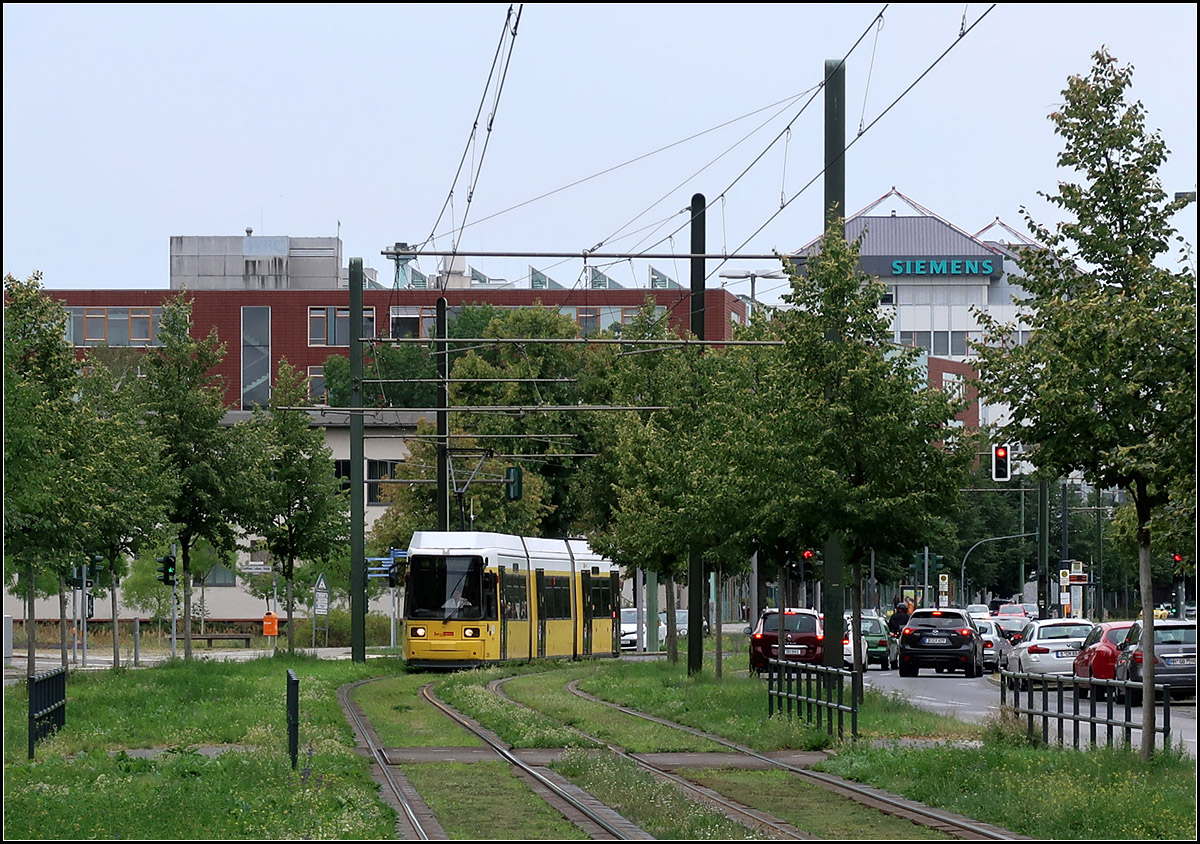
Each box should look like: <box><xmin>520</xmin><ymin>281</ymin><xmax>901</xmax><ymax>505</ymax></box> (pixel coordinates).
<box><xmin>762</xmin><ymin>612</ymin><xmax>819</xmax><ymax>634</ymax></box>
<box><xmin>967</xmin><ymin>604</ymin><xmax>989</xmax><ymax>614</ymax></box>
<box><xmin>997</xmin><ymin>604</ymin><xmax>1024</xmax><ymax>614</ymax></box>
<box><xmin>620</xmin><ymin>608</ymin><xmax>639</xmax><ymax>625</ymax></box>
<box><xmin>862</xmin><ymin>617</ymin><xmax>888</xmax><ymax>635</ymax></box>
<box><xmin>1104</xmin><ymin>627</ymin><xmax>1131</xmax><ymax>645</ymax></box>
<box><xmin>1036</xmin><ymin>623</ymin><xmax>1092</xmax><ymax>640</ymax></box>
<box><xmin>908</xmin><ymin>612</ymin><xmax>969</xmax><ymax>629</ymax></box>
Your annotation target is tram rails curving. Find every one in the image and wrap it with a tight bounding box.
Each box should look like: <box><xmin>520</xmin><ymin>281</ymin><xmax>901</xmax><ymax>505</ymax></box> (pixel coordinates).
<box><xmin>559</xmin><ymin>679</ymin><xmax>1027</xmax><ymax>841</ymax></box>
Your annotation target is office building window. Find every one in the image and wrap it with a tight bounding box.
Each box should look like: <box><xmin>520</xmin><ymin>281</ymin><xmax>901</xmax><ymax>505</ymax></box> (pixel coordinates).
<box><xmin>241</xmin><ymin>306</ymin><xmax>271</xmax><ymax>409</ymax></box>
<box><xmin>368</xmin><ymin>459</ymin><xmax>401</xmax><ymax>505</ymax></box>
<box><xmin>933</xmin><ymin>331</ymin><xmax>950</xmax><ymax>356</ymax></box>
<box><xmin>309</xmin><ymin>306</ymin><xmax>375</xmax><ymax>346</ymax></box>
<box><xmin>308</xmin><ymin>366</ymin><xmax>328</xmax><ymax>405</ymax></box>
<box><xmin>65</xmin><ymin>307</ymin><xmax>164</xmax><ymax>348</ymax></box>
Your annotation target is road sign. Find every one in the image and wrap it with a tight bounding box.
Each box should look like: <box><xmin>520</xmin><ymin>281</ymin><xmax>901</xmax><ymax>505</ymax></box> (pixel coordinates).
<box><xmin>314</xmin><ymin>573</ymin><xmax>329</xmax><ymax>617</ymax></box>
<box><xmin>1059</xmin><ymin>569</ymin><xmax>1070</xmax><ymax>586</ymax></box>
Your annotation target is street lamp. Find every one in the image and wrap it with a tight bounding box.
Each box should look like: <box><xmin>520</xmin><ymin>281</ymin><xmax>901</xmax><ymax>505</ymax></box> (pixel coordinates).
<box><xmin>719</xmin><ymin>268</ymin><xmax>785</xmax><ymax>317</ymax></box>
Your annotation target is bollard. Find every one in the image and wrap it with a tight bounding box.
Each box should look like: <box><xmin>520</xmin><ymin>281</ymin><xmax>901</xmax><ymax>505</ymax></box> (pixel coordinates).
<box><xmin>287</xmin><ymin>669</ymin><xmax>299</xmax><ymax>769</ymax></box>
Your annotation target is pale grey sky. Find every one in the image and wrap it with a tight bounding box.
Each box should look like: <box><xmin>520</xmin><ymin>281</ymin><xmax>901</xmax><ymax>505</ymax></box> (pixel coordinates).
<box><xmin>4</xmin><ymin>4</ymin><xmax>1196</xmax><ymax>305</ymax></box>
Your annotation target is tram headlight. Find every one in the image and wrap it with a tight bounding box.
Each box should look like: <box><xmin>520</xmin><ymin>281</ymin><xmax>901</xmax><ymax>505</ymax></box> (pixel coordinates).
<box><xmin>463</xmin><ymin>627</ymin><xmax>480</xmax><ymax>638</ymax></box>
<box><xmin>411</xmin><ymin>626</ymin><xmax>427</xmax><ymax>638</ymax></box>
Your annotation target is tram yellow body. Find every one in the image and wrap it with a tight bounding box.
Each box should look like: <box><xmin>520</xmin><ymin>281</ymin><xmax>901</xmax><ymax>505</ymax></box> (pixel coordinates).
<box><xmin>401</xmin><ymin>531</ymin><xmax>620</xmax><ymax>669</ymax></box>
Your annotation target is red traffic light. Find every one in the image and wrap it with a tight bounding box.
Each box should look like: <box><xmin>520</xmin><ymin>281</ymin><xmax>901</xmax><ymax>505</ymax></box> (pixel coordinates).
<box><xmin>802</xmin><ymin>549</ymin><xmax>815</xmax><ymax>560</ymax></box>
<box><xmin>995</xmin><ymin>446</ymin><xmax>1007</xmax><ymax>459</ymax></box>
<box><xmin>1172</xmin><ymin>553</ymin><xmax>1183</xmax><ymax>563</ymax></box>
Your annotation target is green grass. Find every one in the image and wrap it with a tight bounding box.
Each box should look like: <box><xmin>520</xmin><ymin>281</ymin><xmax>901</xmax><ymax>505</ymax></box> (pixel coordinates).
<box><xmin>4</xmin><ymin>654</ymin><xmax>402</xmax><ymax>839</ymax></box>
<box><xmin>552</xmin><ymin>748</ymin><xmax>762</xmax><ymax>839</ymax></box>
<box><xmin>5</xmin><ymin>643</ymin><xmax>1196</xmax><ymax>841</ymax></box>
<box><xmin>401</xmin><ymin>761</ymin><xmax>586</xmax><ymax>839</ymax></box>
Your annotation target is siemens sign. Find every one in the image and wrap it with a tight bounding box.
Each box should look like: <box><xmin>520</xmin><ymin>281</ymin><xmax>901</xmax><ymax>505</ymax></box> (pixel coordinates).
<box><xmin>891</xmin><ymin>258</ymin><xmax>994</xmax><ymax>276</ymax></box>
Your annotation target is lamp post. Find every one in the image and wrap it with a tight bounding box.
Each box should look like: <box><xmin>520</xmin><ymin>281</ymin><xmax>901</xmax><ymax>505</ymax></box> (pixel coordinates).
<box><xmin>719</xmin><ymin>268</ymin><xmax>785</xmax><ymax>318</ymax></box>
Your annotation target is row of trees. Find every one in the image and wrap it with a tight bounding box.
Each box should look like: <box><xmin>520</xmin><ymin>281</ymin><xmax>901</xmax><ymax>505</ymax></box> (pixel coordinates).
<box><xmin>4</xmin><ymin>281</ymin><xmax>349</xmax><ymax>674</ymax></box>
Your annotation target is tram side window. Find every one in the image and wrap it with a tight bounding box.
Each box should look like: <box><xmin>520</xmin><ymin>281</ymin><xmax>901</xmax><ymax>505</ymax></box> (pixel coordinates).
<box><xmin>503</xmin><ymin>572</ymin><xmax>529</xmax><ymax>620</ymax></box>
<box><xmin>590</xmin><ymin>578</ymin><xmax>614</xmax><ymax>619</ymax></box>
<box><xmin>544</xmin><ymin>575</ymin><xmax>571</xmax><ymax>619</ymax></box>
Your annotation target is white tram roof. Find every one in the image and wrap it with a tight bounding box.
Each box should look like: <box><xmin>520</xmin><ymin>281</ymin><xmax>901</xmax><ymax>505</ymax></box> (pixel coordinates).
<box><xmin>407</xmin><ymin>531</ymin><xmax>617</xmax><ymax>573</ymax></box>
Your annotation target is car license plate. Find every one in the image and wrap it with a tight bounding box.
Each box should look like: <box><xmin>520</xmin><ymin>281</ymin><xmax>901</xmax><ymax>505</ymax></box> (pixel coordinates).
<box><xmin>925</xmin><ymin>637</ymin><xmax>949</xmax><ymax>645</ymax></box>
<box><xmin>1167</xmin><ymin>656</ymin><xmax>1196</xmax><ymax>666</ymax></box>
<box><xmin>784</xmin><ymin>645</ymin><xmax>805</xmax><ymax>655</ymax></box>
<box><xmin>1056</xmin><ymin>649</ymin><xmax>1078</xmax><ymax>658</ymax></box>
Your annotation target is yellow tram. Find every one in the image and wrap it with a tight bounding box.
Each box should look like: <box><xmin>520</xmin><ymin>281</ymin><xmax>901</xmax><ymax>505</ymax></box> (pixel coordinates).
<box><xmin>400</xmin><ymin>531</ymin><xmax>620</xmax><ymax>669</ymax></box>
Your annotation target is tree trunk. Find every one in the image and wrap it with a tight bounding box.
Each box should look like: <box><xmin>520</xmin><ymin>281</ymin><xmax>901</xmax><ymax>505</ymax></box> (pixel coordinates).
<box><xmin>111</xmin><ymin>569</ymin><xmax>120</xmax><ymax>670</ymax></box>
<box><xmin>58</xmin><ymin>577</ymin><xmax>69</xmax><ymax>669</ymax></box>
<box><xmin>665</xmin><ymin>576</ymin><xmax>678</xmax><ymax>664</ymax></box>
<box><xmin>286</xmin><ymin>565</ymin><xmax>295</xmax><ymax>653</ymax></box>
<box><xmin>26</xmin><ymin>562</ymin><xmax>36</xmax><ymax>679</ymax></box>
<box><xmin>182</xmin><ymin>542</ymin><xmax>193</xmax><ymax>660</ymax></box>
<box><xmin>1137</xmin><ymin>518</ymin><xmax>1156</xmax><ymax>762</ymax></box>
<box><xmin>852</xmin><ymin>551</ymin><xmax>864</xmax><ymax>705</ymax></box>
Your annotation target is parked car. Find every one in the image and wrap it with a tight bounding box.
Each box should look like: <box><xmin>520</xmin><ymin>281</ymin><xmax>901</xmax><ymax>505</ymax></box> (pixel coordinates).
<box><xmin>897</xmin><ymin>608</ymin><xmax>984</xmax><ymax>677</ymax></box>
<box><xmin>747</xmin><ymin>608</ymin><xmax>823</xmax><ymax>672</ymax></box>
<box><xmin>620</xmin><ymin>608</ymin><xmax>667</xmax><ymax>651</ymax></box>
<box><xmin>660</xmin><ymin>609</ymin><xmax>709</xmax><ymax>637</ymax></box>
<box><xmin>965</xmin><ymin>604</ymin><xmax>991</xmax><ymax>623</ymax></box>
<box><xmin>858</xmin><ymin>613</ymin><xmax>898</xmax><ymax>670</ymax></box>
<box><xmin>973</xmin><ymin>618</ymin><xmax>1012</xmax><ymax>673</ymax></box>
<box><xmin>1007</xmin><ymin>618</ymin><xmax>1094</xmax><ymax>690</ymax></box>
<box><xmin>1113</xmin><ymin>619</ymin><xmax>1197</xmax><ymax>705</ymax></box>
<box><xmin>1072</xmin><ymin>621</ymin><xmax>1134</xmax><ymax>699</ymax></box>
<box><xmin>995</xmin><ymin>603</ymin><xmax>1028</xmax><ymax>618</ymax></box>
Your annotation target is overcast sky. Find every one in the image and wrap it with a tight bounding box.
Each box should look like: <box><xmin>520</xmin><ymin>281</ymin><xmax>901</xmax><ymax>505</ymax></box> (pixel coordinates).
<box><xmin>4</xmin><ymin>3</ymin><xmax>1196</xmax><ymax>306</ymax></box>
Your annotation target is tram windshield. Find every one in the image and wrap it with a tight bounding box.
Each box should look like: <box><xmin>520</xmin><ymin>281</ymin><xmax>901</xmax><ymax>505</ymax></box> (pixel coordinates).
<box><xmin>406</xmin><ymin>554</ymin><xmax>484</xmax><ymax>620</ymax></box>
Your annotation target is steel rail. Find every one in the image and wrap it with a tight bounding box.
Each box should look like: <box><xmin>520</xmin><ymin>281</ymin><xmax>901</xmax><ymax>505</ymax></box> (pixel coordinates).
<box><xmin>419</xmin><ymin>683</ymin><xmax>636</xmax><ymax>840</ymax></box>
<box><xmin>337</xmin><ymin>680</ymin><xmax>429</xmax><ymax>840</ymax></box>
<box><xmin>489</xmin><ymin>676</ymin><xmax>810</xmax><ymax>840</ymax></box>
<box><xmin>564</xmin><ymin>680</ymin><xmax>1019</xmax><ymax>840</ymax></box>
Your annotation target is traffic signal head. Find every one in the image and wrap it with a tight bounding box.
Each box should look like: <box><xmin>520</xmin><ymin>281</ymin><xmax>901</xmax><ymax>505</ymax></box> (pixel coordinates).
<box><xmin>505</xmin><ymin>465</ymin><xmax>523</xmax><ymax>501</ymax></box>
<box><xmin>991</xmin><ymin>443</ymin><xmax>1011</xmax><ymax>481</ymax></box>
<box><xmin>156</xmin><ymin>554</ymin><xmax>177</xmax><ymax>586</ymax></box>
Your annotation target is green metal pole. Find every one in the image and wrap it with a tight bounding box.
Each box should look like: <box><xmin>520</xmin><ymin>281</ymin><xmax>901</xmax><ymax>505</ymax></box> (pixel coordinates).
<box><xmin>688</xmin><ymin>192</ymin><xmax>705</xmax><ymax>676</ymax></box>
<box><xmin>350</xmin><ymin>258</ymin><xmax>365</xmax><ymax>662</ymax></box>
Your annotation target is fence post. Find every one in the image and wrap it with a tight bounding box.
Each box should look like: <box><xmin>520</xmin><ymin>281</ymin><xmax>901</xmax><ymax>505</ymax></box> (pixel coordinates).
<box><xmin>287</xmin><ymin>669</ymin><xmax>299</xmax><ymax>769</ymax></box>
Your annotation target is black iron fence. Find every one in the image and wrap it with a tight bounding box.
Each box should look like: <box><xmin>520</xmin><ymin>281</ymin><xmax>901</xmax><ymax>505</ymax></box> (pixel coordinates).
<box><xmin>999</xmin><ymin>669</ymin><xmax>1177</xmax><ymax>750</ymax></box>
<box><xmin>765</xmin><ymin>659</ymin><xmax>858</xmax><ymax>741</ymax></box>
<box><xmin>287</xmin><ymin>669</ymin><xmax>299</xmax><ymax>769</ymax></box>
<box><xmin>28</xmin><ymin>667</ymin><xmax>67</xmax><ymax>759</ymax></box>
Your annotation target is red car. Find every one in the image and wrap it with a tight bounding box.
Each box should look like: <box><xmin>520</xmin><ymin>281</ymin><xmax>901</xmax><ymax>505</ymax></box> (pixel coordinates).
<box><xmin>748</xmin><ymin>608</ymin><xmax>824</xmax><ymax>672</ymax></box>
<box><xmin>1072</xmin><ymin>621</ymin><xmax>1134</xmax><ymax>699</ymax></box>
<box><xmin>994</xmin><ymin>603</ymin><xmax>1028</xmax><ymax>617</ymax></box>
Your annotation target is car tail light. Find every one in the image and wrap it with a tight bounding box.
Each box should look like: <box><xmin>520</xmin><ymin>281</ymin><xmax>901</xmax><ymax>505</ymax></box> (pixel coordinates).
<box><xmin>876</xmin><ymin>638</ymin><xmax>888</xmax><ymax>647</ymax></box>
<box><xmin>983</xmin><ymin>639</ymin><xmax>994</xmax><ymax>649</ymax></box>
<box><xmin>959</xmin><ymin>628</ymin><xmax>973</xmax><ymax>636</ymax></box>
<box><xmin>842</xmin><ymin>637</ymin><xmax>850</xmax><ymax>645</ymax></box>
<box><xmin>752</xmin><ymin>632</ymin><xmax>763</xmax><ymax>640</ymax></box>
<box><xmin>1133</xmin><ymin>650</ymin><xmax>1143</xmax><ymax>664</ymax></box>
<box><xmin>902</xmin><ymin>627</ymin><xmax>913</xmax><ymax>636</ymax></box>
<box><xmin>1028</xmin><ymin>645</ymin><xmax>1050</xmax><ymax>654</ymax></box>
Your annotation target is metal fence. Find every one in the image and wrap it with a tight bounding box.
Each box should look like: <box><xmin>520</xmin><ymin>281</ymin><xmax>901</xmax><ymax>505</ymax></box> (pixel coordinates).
<box><xmin>999</xmin><ymin>670</ymin><xmax>1176</xmax><ymax>750</ymax></box>
<box><xmin>765</xmin><ymin>659</ymin><xmax>858</xmax><ymax>741</ymax></box>
<box><xmin>28</xmin><ymin>667</ymin><xmax>67</xmax><ymax>759</ymax></box>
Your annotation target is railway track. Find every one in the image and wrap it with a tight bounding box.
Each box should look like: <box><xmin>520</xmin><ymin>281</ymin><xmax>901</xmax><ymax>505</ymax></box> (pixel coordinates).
<box><xmin>339</xmin><ymin>667</ymin><xmax>1029</xmax><ymax>840</ymax></box>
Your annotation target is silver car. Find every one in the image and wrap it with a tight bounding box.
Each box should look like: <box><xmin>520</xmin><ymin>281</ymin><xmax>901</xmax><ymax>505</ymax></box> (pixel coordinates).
<box><xmin>1113</xmin><ymin>619</ymin><xmax>1197</xmax><ymax>705</ymax></box>
<box><xmin>974</xmin><ymin>618</ymin><xmax>1012</xmax><ymax>673</ymax></box>
<box><xmin>1007</xmin><ymin>618</ymin><xmax>1093</xmax><ymax>689</ymax></box>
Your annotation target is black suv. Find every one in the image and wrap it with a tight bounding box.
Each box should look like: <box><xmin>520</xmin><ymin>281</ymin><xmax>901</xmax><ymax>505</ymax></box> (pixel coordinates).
<box><xmin>898</xmin><ymin>608</ymin><xmax>984</xmax><ymax>677</ymax></box>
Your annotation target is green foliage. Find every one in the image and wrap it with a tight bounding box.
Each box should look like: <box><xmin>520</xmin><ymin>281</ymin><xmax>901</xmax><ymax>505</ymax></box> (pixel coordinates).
<box><xmin>242</xmin><ymin>360</ymin><xmax>349</xmax><ymax>650</ymax></box>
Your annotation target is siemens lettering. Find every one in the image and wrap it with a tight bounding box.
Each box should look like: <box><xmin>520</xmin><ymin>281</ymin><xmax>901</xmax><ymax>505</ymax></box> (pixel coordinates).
<box><xmin>891</xmin><ymin>259</ymin><xmax>994</xmax><ymax>276</ymax></box>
